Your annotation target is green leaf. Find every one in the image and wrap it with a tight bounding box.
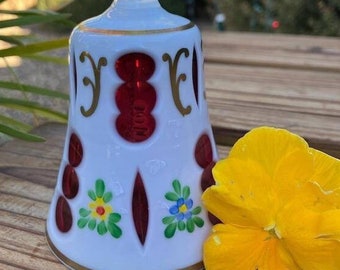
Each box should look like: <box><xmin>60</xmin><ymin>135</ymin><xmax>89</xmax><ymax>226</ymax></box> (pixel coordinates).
<box><xmin>0</xmin><ymin>9</ymin><xmax>66</xmax><ymax>17</ymax></box>
<box><xmin>0</xmin><ymin>35</ymin><xmax>24</xmax><ymax>46</ymax></box>
<box><xmin>186</xmin><ymin>219</ymin><xmax>195</xmax><ymax>233</ymax></box>
<box><xmin>162</xmin><ymin>216</ymin><xmax>176</xmax><ymax>225</ymax></box>
<box><xmin>0</xmin><ymin>98</ymin><xmax>68</xmax><ymax>123</ymax></box>
<box><xmin>178</xmin><ymin>220</ymin><xmax>186</xmax><ymax>231</ymax></box>
<box><xmin>0</xmin><ymin>38</ymin><xmax>69</xmax><ymax>57</ymax></box>
<box><xmin>172</xmin><ymin>179</ymin><xmax>181</xmax><ymax>195</ymax></box>
<box><xmin>182</xmin><ymin>186</ymin><xmax>190</xmax><ymax>200</ymax></box>
<box><xmin>88</xmin><ymin>190</ymin><xmax>96</xmax><ymax>201</ymax></box>
<box><xmin>0</xmin><ymin>115</ymin><xmax>31</xmax><ymax>132</ymax></box>
<box><xmin>24</xmin><ymin>54</ymin><xmax>68</xmax><ymax>65</ymax></box>
<box><xmin>164</xmin><ymin>223</ymin><xmax>177</xmax><ymax>238</ymax></box>
<box><xmin>0</xmin><ymin>14</ymin><xmax>70</xmax><ymax>29</ymax></box>
<box><xmin>97</xmin><ymin>221</ymin><xmax>107</xmax><ymax>235</ymax></box>
<box><xmin>108</xmin><ymin>223</ymin><xmax>122</xmax><ymax>238</ymax></box>
<box><xmin>0</xmin><ymin>123</ymin><xmax>45</xmax><ymax>142</ymax></box>
<box><xmin>103</xmin><ymin>192</ymin><xmax>113</xmax><ymax>203</ymax></box>
<box><xmin>77</xmin><ymin>218</ymin><xmax>89</xmax><ymax>229</ymax></box>
<box><xmin>193</xmin><ymin>216</ymin><xmax>204</xmax><ymax>228</ymax></box>
<box><xmin>79</xmin><ymin>208</ymin><xmax>91</xmax><ymax>217</ymax></box>
<box><xmin>165</xmin><ymin>192</ymin><xmax>179</xmax><ymax>202</ymax></box>
<box><xmin>0</xmin><ymin>81</ymin><xmax>69</xmax><ymax>100</ymax></box>
<box><xmin>95</xmin><ymin>179</ymin><xmax>105</xmax><ymax>198</ymax></box>
<box><xmin>191</xmin><ymin>206</ymin><xmax>202</xmax><ymax>215</ymax></box>
<box><xmin>108</xmin><ymin>213</ymin><xmax>121</xmax><ymax>223</ymax></box>
<box><xmin>88</xmin><ymin>219</ymin><xmax>97</xmax><ymax>231</ymax></box>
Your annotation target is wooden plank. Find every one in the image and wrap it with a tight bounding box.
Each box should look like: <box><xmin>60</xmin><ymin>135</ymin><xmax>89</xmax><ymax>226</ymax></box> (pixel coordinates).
<box><xmin>202</xmin><ymin>31</ymin><xmax>340</xmax><ymax>72</ymax></box>
<box><xmin>0</xmin><ymin>193</ymin><xmax>49</xmax><ymax>220</ymax></box>
<box><xmin>0</xmin><ymin>209</ymin><xmax>45</xmax><ymax>235</ymax></box>
<box><xmin>205</xmin><ymin>63</ymin><xmax>340</xmax><ymax>158</ymax></box>
<box><xmin>0</xmin><ymin>224</ymin><xmax>56</xmax><ymax>261</ymax></box>
<box><xmin>0</xmin><ymin>246</ymin><xmax>64</xmax><ymax>270</ymax></box>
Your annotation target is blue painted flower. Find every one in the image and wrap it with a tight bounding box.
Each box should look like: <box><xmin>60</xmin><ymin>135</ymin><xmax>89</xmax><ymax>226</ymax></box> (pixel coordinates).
<box><xmin>169</xmin><ymin>198</ymin><xmax>193</xmax><ymax>221</ymax></box>
<box><xmin>163</xmin><ymin>179</ymin><xmax>205</xmax><ymax>238</ymax></box>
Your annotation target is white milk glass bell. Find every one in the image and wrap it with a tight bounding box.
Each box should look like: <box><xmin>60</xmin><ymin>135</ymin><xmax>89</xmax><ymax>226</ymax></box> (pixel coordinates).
<box><xmin>46</xmin><ymin>0</ymin><xmax>218</xmax><ymax>269</ymax></box>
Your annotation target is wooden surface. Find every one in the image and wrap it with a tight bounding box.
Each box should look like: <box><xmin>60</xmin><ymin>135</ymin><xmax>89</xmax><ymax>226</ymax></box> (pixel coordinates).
<box><xmin>0</xmin><ymin>31</ymin><xmax>340</xmax><ymax>269</ymax></box>
<box><xmin>203</xmin><ymin>31</ymin><xmax>340</xmax><ymax>158</ymax></box>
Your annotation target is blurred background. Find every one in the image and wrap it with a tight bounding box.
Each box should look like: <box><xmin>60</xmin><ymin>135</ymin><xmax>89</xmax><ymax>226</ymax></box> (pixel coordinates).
<box><xmin>34</xmin><ymin>0</ymin><xmax>340</xmax><ymax>36</ymax></box>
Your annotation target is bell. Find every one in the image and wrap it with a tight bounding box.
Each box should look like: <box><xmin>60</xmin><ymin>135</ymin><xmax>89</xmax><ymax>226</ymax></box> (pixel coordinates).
<box><xmin>46</xmin><ymin>0</ymin><xmax>218</xmax><ymax>269</ymax></box>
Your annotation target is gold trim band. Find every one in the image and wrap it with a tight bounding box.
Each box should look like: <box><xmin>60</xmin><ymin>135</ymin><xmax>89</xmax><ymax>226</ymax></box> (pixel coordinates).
<box><xmin>46</xmin><ymin>230</ymin><xmax>205</xmax><ymax>270</ymax></box>
<box><xmin>78</xmin><ymin>22</ymin><xmax>195</xmax><ymax>35</ymax></box>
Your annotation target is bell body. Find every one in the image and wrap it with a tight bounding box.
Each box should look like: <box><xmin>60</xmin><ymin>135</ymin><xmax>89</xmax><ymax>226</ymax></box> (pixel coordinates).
<box><xmin>46</xmin><ymin>1</ymin><xmax>218</xmax><ymax>269</ymax></box>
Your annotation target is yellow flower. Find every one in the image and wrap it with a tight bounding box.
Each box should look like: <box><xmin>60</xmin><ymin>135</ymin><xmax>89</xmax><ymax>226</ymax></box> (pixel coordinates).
<box><xmin>202</xmin><ymin>127</ymin><xmax>340</xmax><ymax>270</ymax></box>
<box><xmin>89</xmin><ymin>197</ymin><xmax>113</xmax><ymax>221</ymax></box>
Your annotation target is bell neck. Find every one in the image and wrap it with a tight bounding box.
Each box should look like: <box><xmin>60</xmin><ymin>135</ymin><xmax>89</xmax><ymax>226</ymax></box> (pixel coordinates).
<box><xmin>110</xmin><ymin>0</ymin><xmax>161</xmax><ymax>9</ymax></box>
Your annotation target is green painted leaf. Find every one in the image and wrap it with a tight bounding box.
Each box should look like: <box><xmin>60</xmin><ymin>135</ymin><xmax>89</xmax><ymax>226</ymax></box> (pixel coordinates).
<box><xmin>172</xmin><ymin>179</ymin><xmax>181</xmax><ymax>195</ymax></box>
<box><xmin>79</xmin><ymin>208</ymin><xmax>91</xmax><ymax>217</ymax></box>
<box><xmin>97</xmin><ymin>221</ymin><xmax>107</xmax><ymax>235</ymax></box>
<box><xmin>193</xmin><ymin>216</ymin><xmax>204</xmax><ymax>228</ymax></box>
<box><xmin>162</xmin><ymin>216</ymin><xmax>176</xmax><ymax>225</ymax></box>
<box><xmin>178</xmin><ymin>220</ymin><xmax>186</xmax><ymax>231</ymax></box>
<box><xmin>77</xmin><ymin>218</ymin><xmax>89</xmax><ymax>229</ymax></box>
<box><xmin>88</xmin><ymin>219</ymin><xmax>97</xmax><ymax>230</ymax></box>
<box><xmin>182</xmin><ymin>186</ymin><xmax>190</xmax><ymax>199</ymax></box>
<box><xmin>186</xmin><ymin>219</ymin><xmax>195</xmax><ymax>233</ymax></box>
<box><xmin>165</xmin><ymin>192</ymin><xmax>179</xmax><ymax>201</ymax></box>
<box><xmin>164</xmin><ymin>223</ymin><xmax>177</xmax><ymax>238</ymax></box>
<box><xmin>191</xmin><ymin>206</ymin><xmax>202</xmax><ymax>215</ymax></box>
<box><xmin>103</xmin><ymin>192</ymin><xmax>113</xmax><ymax>203</ymax></box>
<box><xmin>109</xmin><ymin>213</ymin><xmax>121</xmax><ymax>223</ymax></box>
<box><xmin>108</xmin><ymin>223</ymin><xmax>122</xmax><ymax>239</ymax></box>
<box><xmin>88</xmin><ymin>190</ymin><xmax>96</xmax><ymax>201</ymax></box>
<box><xmin>95</xmin><ymin>179</ymin><xmax>105</xmax><ymax>198</ymax></box>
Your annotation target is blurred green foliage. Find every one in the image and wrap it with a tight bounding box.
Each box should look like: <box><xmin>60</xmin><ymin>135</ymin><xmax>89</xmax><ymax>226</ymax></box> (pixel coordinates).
<box><xmin>216</xmin><ymin>0</ymin><xmax>340</xmax><ymax>36</ymax></box>
<box><xmin>0</xmin><ymin>6</ymin><xmax>71</xmax><ymax>141</ymax></box>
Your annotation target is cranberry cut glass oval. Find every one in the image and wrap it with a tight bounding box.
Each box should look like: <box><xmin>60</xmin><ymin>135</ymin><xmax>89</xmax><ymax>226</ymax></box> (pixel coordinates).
<box><xmin>55</xmin><ymin>196</ymin><xmax>73</xmax><ymax>233</ymax></box>
<box><xmin>62</xmin><ymin>165</ymin><xmax>79</xmax><ymax>199</ymax></box>
<box><xmin>195</xmin><ymin>133</ymin><xmax>213</xmax><ymax>168</ymax></box>
<box><xmin>68</xmin><ymin>133</ymin><xmax>83</xmax><ymax>167</ymax></box>
<box><xmin>132</xmin><ymin>172</ymin><xmax>149</xmax><ymax>245</ymax></box>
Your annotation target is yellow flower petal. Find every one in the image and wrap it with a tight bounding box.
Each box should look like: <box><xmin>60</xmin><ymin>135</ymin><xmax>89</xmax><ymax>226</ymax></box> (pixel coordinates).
<box><xmin>204</xmin><ymin>157</ymin><xmax>278</xmax><ymax>228</ymax></box>
<box><xmin>204</xmin><ymin>224</ymin><xmax>299</xmax><ymax>270</ymax></box>
<box><xmin>273</xmin><ymin>148</ymin><xmax>314</xmax><ymax>204</ymax></box>
<box><xmin>277</xmin><ymin>197</ymin><xmax>340</xmax><ymax>269</ymax></box>
<box><xmin>310</xmin><ymin>148</ymin><xmax>340</xmax><ymax>191</ymax></box>
<box><xmin>229</xmin><ymin>127</ymin><xmax>309</xmax><ymax>178</ymax></box>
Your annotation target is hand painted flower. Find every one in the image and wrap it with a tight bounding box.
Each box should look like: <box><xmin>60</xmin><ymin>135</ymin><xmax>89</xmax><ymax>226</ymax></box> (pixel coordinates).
<box><xmin>163</xmin><ymin>179</ymin><xmax>204</xmax><ymax>238</ymax></box>
<box><xmin>78</xmin><ymin>179</ymin><xmax>122</xmax><ymax>238</ymax></box>
<box><xmin>169</xmin><ymin>198</ymin><xmax>193</xmax><ymax>221</ymax></box>
<box><xmin>89</xmin><ymin>197</ymin><xmax>112</xmax><ymax>221</ymax></box>
<box><xmin>202</xmin><ymin>127</ymin><xmax>340</xmax><ymax>270</ymax></box>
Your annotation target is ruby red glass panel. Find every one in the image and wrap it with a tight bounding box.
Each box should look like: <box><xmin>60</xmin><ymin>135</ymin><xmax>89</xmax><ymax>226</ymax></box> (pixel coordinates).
<box><xmin>195</xmin><ymin>134</ymin><xmax>213</xmax><ymax>168</ymax></box>
<box><xmin>115</xmin><ymin>53</ymin><xmax>156</xmax><ymax>143</ymax></box>
<box><xmin>55</xmin><ymin>196</ymin><xmax>73</xmax><ymax>233</ymax></box>
<box><xmin>132</xmin><ymin>172</ymin><xmax>149</xmax><ymax>245</ymax></box>
<box><xmin>68</xmin><ymin>133</ymin><xmax>83</xmax><ymax>167</ymax></box>
<box><xmin>62</xmin><ymin>164</ymin><xmax>79</xmax><ymax>199</ymax></box>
